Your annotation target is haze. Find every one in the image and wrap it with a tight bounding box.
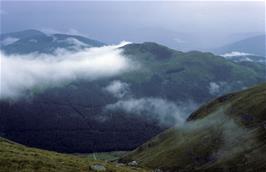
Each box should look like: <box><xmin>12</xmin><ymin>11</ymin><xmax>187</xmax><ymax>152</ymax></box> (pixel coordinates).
<box><xmin>0</xmin><ymin>1</ymin><xmax>265</xmax><ymax>51</ymax></box>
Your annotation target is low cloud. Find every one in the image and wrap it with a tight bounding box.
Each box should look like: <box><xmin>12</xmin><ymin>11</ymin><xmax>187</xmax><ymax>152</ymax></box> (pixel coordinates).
<box><xmin>180</xmin><ymin>108</ymin><xmax>254</xmax><ymax>161</ymax></box>
<box><xmin>221</xmin><ymin>51</ymin><xmax>253</xmax><ymax>57</ymax></box>
<box><xmin>105</xmin><ymin>97</ymin><xmax>197</xmax><ymax>126</ymax></box>
<box><xmin>104</xmin><ymin>80</ymin><xmax>130</xmax><ymax>98</ymax></box>
<box><xmin>209</xmin><ymin>82</ymin><xmax>220</xmax><ymax>95</ymax></box>
<box><xmin>53</xmin><ymin>37</ymin><xmax>89</xmax><ymax>50</ymax></box>
<box><xmin>0</xmin><ymin>42</ymin><xmax>134</xmax><ymax>99</ymax></box>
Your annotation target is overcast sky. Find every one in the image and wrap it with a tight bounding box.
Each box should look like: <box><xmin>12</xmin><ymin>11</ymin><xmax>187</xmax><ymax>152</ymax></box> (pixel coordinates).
<box><xmin>0</xmin><ymin>1</ymin><xmax>265</xmax><ymax>50</ymax></box>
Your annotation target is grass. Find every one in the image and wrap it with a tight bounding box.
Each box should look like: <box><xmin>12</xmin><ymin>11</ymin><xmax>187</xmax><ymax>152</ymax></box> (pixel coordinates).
<box><xmin>121</xmin><ymin>83</ymin><xmax>266</xmax><ymax>171</ymax></box>
<box><xmin>0</xmin><ymin>138</ymin><xmax>149</xmax><ymax>172</ymax></box>
<box><xmin>86</xmin><ymin>151</ymin><xmax>128</xmax><ymax>161</ymax></box>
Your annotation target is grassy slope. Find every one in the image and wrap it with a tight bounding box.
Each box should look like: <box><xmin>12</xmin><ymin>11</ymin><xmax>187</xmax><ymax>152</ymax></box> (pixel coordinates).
<box><xmin>121</xmin><ymin>42</ymin><xmax>265</xmax><ymax>102</ymax></box>
<box><xmin>0</xmin><ymin>138</ymin><xmax>148</xmax><ymax>172</ymax></box>
<box><xmin>121</xmin><ymin>83</ymin><xmax>266</xmax><ymax>171</ymax></box>
<box><xmin>122</xmin><ymin>43</ymin><xmax>264</xmax><ymax>83</ymax></box>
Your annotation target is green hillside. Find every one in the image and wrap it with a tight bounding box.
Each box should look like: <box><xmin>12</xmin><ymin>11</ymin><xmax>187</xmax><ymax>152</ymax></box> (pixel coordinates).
<box><xmin>0</xmin><ymin>137</ymin><xmax>148</xmax><ymax>172</ymax></box>
<box><xmin>121</xmin><ymin>42</ymin><xmax>265</xmax><ymax>102</ymax></box>
<box><xmin>121</xmin><ymin>83</ymin><xmax>266</xmax><ymax>172</ymax></box>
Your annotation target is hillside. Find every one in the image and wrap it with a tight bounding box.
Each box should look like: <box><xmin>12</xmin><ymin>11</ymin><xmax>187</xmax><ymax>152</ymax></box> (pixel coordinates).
<box><xmin>0</xmin><ymin>38</ymin><xmax>265</xmax><ymax>153</ymax></box>
<box><xmin>0</xmin><ymin>137</ymin><xmax>148</xmax><ymax>172</ymax></box>
<box><xmin>121</xmin><ymin>83</ymin><xmax>266</xmax><ymax>172</ymax></box>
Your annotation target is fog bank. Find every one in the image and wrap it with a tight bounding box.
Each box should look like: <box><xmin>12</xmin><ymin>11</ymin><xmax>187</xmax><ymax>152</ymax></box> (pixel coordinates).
<box><xmin>0</xmin><ymin>42</ymin><xmax>133</xmax><ymax>99</ymax></box>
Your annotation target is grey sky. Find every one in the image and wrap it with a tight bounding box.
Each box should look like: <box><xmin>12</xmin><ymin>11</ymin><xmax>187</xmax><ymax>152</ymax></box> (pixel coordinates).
<box><xmin>0</xmin><ymin>1</ymin><xmax>265</xmax><ymax>50</ymax></box>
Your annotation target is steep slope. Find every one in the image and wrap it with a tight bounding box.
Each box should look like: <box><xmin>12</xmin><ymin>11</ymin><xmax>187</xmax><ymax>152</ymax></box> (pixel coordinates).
<box><xmin>0</xmin><ymin>137</ymin><xmax>148</xmax><ymax>172</ymax></box>
<box><xmin>0</xmin><ymin>41</ymin><xmax>265</xmax><ymax>153</ymax></box>
<box><xmin>0</xmin><ymin>29</ymin><xmax>104</xmax><ymax>54</ymax></box>
<box><xmin>215</xmin><ymin>35</ymin><xmax>266</xmax><ymax>57</ymax></box>
<box><xmin>121</xmin><ymin>83</ymin><xmax>266</xmax><ymax>172</ymax></box>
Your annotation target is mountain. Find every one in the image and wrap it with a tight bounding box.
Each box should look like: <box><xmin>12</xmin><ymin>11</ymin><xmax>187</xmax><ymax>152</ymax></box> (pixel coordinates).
<box><xmin>214</xmin><ymin>35</ymin><xmax>266</xmax><ymax>57</ymax></box>
<box><xmin>0</xmin><ymin>137</ymin><xmax>147</xmax><ymax>172</ymax></box>
<box><xmin>0</xmin><ymin>29</ymin><xmax>105</xmax><ymax>54</ymax></box>
<box><xmin>121</xmin><ymin>83</ymin><xmax>266</xmax><ymax>172</ymax></box>
<box><xmin>0</xmin><ymin>40</ymin><xmax>265</xmax><ymax>153</ymax></box>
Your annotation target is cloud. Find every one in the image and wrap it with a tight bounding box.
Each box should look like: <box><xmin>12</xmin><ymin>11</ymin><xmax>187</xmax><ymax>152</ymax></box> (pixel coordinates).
<box><xmin>221</xmin><ymin>51</ymin><xmax>253</xmax><ymax>57</ymax></box>
<box><xmin>209</xmin><ymin>82</ymin><xmax>220</xmax><ymax>95</ymax></box>
<box><xmin>181</xmin><ymin>108</ymin><xmax>254</xmax><ymax>160</ymax></box>
<box><xmin>104</xmin><ymin>80</ymin><xmax>130</xmax><ymax>98</ymax></box>
<box><xmin>0</xmin><ymin>42</ymin><xmax>133</xmax><ymax>100</ymax></box>
<box><xmin>53</xmin><ymin>37</ymin><xmax>89</xmax><ymax>50</ymax></box>
<box><xmin>105</xmin><ymin>97</ymin><xmax>197</xmax><ymax>126</ymax></box>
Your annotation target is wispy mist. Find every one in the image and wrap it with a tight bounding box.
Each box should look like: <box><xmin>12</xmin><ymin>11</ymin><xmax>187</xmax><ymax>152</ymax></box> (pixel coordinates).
<box><xmin>178</xmin><ymin>107</ymin><xmax>255</xmax><ymax>160</ymax></box>
<box><xmin>104</xmin><ymin>80</ymin><xmax>130</xmax><ymax>99</ymax></box>
<box><xmin>105</xmin><ymin>97</ymin><xmax>197</xmax><ymax>126</ymax></box>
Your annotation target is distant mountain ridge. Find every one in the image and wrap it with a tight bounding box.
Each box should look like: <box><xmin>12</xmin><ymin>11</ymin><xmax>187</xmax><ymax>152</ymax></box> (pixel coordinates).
<box><xmin>214</xmin><ymin>34</ymin><xmax>266</xmax><ymax>57</ymax></box>
<box><xmin>0</xmin><ymin>29</ymin><xmax>105</xmax><ymax>54</ymax></box>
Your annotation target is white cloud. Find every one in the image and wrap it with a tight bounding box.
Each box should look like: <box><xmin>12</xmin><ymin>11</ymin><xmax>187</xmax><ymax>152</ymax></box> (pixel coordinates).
<box><xmin>0</xmin><ymin>42</ymin><xmax>133</xmax><ymax>99</ymax></box>
<box><xmin>209</xmin><ymin>82</ymin><xmax>220</xmax><ymax>95</ymax></box>
<box><xmin>53</xmin><ymin>37</ymin><xmax>89</xmax><ymax>50</ymax></box>
<box><xmin>105</xmin><ymin>97</ymin><xmax>197</xmax><ymax>126</ymax></box>
<box><xmin>65</xmin><ymin>37</ymin><xmax>87</xmax><ymax>47</ymax></box>
<box><xmin>1</xmin><ymin>37</ymin><xmax>19</xmax><ymax>46</ymax></box>
<box><xmin>104</xmin><ymin>80</ymin><xmax>129</xmax><ymax>98</ymax></box>
<box><xmin>221</xmin><ymin>51</ymin><xmax>253</xmax><ymax>57</ymax></box>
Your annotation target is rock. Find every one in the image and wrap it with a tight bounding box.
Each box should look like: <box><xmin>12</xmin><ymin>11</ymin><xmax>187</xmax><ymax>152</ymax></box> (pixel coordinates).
<box><xmin>90</xmin><ymin>164</ymin><xmax>106</xmax><ymax>171</ymax></box>
<box><xmin>153</xmin><ymin>169</ymin><xmax>163</xmax><ymax>172</ymax></box>
<box><xmin>115</xmin><ymin>163</ymin><xmax>125</xmax><ymax>167</ymax></box>
<box><xmin>128</xmin><ymin>160</ymin><xmax>138</xmax><ymax>166</ymax></box>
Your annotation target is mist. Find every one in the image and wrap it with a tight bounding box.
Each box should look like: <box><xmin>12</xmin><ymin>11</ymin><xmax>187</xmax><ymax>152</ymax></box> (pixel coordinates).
<box><xmin>1</xmin><ymin>1</ymin><xmax>264</xmax><ymax>51</ymax></box>
<box><xmin>104</xmin><ymin>80</ymin><xmax>130</xmax><ymax>99</ymax></box>
<box><xmin>177</xmin><ymin>107</ymin><xmax>255</xmax><ymax>160</ymax></box>
<box><xmin>105</xmin><ymin>97</ymin><xmax>197</xmax><ymax>126</ymax></box>
<box><xmin>0</xmin><ymin>42</ymin><xmax>133</xmax><ymax>99</ymax></box>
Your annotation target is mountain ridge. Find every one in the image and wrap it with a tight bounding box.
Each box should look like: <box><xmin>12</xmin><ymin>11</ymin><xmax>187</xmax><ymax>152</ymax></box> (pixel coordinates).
<box><xmin>0</xmin><ymin>29</ymin><xmax>105</xmax><ymax>54</ymax></box>
<box><xmin>214</xmin><ymin>34</ymin><xmax>266</xmax><ymax>57</ymax></box>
